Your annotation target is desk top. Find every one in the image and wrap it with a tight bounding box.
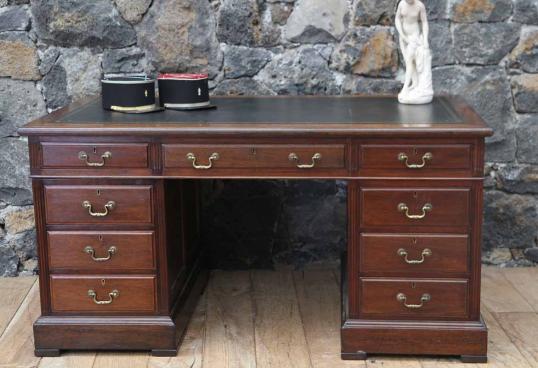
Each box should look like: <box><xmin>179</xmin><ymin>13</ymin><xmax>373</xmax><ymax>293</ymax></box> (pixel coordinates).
<box><xmin>19</xmin><ymin>96</ymin><xmax>492</xmax><ymax>137</ymax></box>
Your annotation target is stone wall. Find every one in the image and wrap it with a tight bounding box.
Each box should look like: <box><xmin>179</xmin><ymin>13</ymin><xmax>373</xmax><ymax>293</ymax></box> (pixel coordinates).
<box><xmin>0</xmin><ymin>0</ymin><xmax>536</xmax><ymax>275</ymax></box>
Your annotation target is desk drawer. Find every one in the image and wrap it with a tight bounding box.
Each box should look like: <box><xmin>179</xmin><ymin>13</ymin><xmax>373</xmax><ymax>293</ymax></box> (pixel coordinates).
<box><xmin>163</xmin><ymin>144</ymin><xmax>346</xmax><ymax>170</ymax></box>
<box><xmin>48</xmin><ymin>231</ymin><xmax>155</xmax><ymax>272</ymax></box>
<box><xmin>360</xmin><ymin>278</ymin><xmax>469</xmax><ymax>320</ymax></box>
<box><xmin>360</xmin><ymin>144</ymin><xmax>472</xmax><ymax>170</ymax></box>
<box><xmin>360</xmin><ymin>234</ymin><xmax>470</xmax><ymax>275</ymax></box>
<box><xmin>44</xmin><ymin>185</ymin><xmax>153</xmax><ymax>225</ymax></box>
<box><xmin>41</xmin><ymin>143</ymin><xmax>149</xmax><ymax>169</ymax></box>
<box><xmin>50</xmin><ymin>275</ymin><xmax>156</xmax><ymax>313</ymax></box>
<box><xmin>360</xmin><ymin>187</ymin><xmax>470</xmax><ymax>229</ymax></box>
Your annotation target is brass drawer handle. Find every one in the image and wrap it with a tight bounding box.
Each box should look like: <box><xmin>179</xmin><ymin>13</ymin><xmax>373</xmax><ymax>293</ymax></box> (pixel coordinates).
<box><xmin>78</xmin><ymin>151</ymin><xmax>112</xmax><ymax>167</ymax></box>
<box><xmin>84</xmin><ymin>246</ymin><xmax>117</xmax><ymax>262</ymax></box>
<box><xmin>82</xmin><ymin>200</ymin><xmax>116</xmax><ymax>217</ymax></box>
<box><xmin>288</xmin><ymin>153</ymin><xmax>322</xmax><ymax>169</ymax></box>
<box><xmin>397</xmin><ymin>248</ymin><xmax>432</xmax><ymax>264</ymax></box>
<box><xmin>186</xmin><ymin>152</ymin><xmax>219</xmax><ymax>170</ymax></box>
<box><xmin>398</xmin><ymin>152</ymin><xmax>432</xmax><ymax>169</ymax></box>
<box><xmin>397</xmin><ymin>293</ymin><xmax>431</xmax><ymax>309</ymax></box>
<box><xmin>398</xmin><ymin>203</ymin><xmax>432</xmax><ymax>219</ymax></box>
<box><xmin>87</xmin><ymin>289</ymin><xmax>119</xmax><ymax>305</ymax></box>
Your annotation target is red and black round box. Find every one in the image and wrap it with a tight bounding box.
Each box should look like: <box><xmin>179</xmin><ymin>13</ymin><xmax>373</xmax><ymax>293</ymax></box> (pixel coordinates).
<box><xmin>157</xmin><ymin>73</ymin><xmax>211</xmax><ymax>110</ymax></box>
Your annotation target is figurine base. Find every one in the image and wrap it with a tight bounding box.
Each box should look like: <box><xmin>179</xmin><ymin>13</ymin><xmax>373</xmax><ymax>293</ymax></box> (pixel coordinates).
<box><xmin>398</xmin><ymin>93</ymin><xmax>434</xmax><ymax>105</ymax></box>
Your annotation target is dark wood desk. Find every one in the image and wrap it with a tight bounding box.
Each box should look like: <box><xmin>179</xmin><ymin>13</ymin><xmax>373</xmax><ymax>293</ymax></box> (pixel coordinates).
<box><xmin>19</xmin><ymin>96</ymin><xmax>493</xmax><ymax>363</ymax></box>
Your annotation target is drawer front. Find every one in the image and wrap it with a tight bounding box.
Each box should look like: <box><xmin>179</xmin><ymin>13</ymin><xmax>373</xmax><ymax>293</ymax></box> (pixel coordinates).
<box><xmin>41</xmin><ymin>143</ymin><xmax>149</xmax><ymax>169</ymax></box>
<box><xmin>360</xmin><ymin>188</ymin><xmax>470</xmax><ymax>228</ymax></box>
<box><xmin>163</xmin><ymin>144</ymin><xmax>346</xmax><ymax>170</ymax></box>
<box><xmin>44</xmin><ymin>185</ymin><xmax>153</xmax><ymax>225</ymax></box>
<box><xmin>360</xmin><ymin>278</ymin><xmax>469</xmax><ymax>319</ymax></box>
<box><xmin>360</xmin><ymin>234</ymin><xmax>470</xmax><ymax>275</ymax></box>
<box><xmin>360</xmin><ymin>144</ymin><xmax>472</xmax><ymax>171</ymax></box>
<box><xmin>48</xmin><ymin>231</ymin><xmax>155</xmax><ymax>271</ymax></box>
<box><xmin>50</xmin><ymin>275</ymin><xmax>156</xmax><ymax>313</ymax></box>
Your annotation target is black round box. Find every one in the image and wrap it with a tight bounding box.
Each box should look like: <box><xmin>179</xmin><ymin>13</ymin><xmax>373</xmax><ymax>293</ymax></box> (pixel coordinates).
<box><xmin>101</xmin><ymin>76</ymin><xmax>156</xmax><ymax>112</ymax></box>
<box><xmin>158</xmin><ymin>73</ymin><xmax>210</xmax><ymax>109</ymax></box>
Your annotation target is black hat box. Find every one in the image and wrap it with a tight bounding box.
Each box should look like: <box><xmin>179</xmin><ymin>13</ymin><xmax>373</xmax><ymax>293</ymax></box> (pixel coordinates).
<box><xmin>158</xmin><ymin>73</ymin><xmax>215</xmax><ymax>110</ymax></box>
<box><xmin>101</xmin><ymin>75</ymin><xmax>161</xmax><ymax>113</ymax></box>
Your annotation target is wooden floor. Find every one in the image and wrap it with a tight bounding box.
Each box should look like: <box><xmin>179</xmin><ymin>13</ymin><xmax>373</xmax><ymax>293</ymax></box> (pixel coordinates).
<box><xmin>1</xmin><ymin>266</ymin><xmax>537</xmax><ymax>367</ymax></box>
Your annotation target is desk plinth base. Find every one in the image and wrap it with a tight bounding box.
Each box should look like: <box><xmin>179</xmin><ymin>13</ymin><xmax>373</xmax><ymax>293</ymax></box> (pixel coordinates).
<box><xmin>341</xmin><ymin>318</ymin><xmax>488</xmax><ymax>363</ymax></box>
<box><xmin>34</xmin><ymin>264</ymin><xmax>209</xmax><ymax>357</ymax></box>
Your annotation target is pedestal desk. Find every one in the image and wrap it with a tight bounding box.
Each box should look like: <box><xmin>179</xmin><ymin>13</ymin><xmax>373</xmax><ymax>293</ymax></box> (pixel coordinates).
<box><xmin>18</xmin><ymin>96</ymin><xmax>493</xmax><ymax>362</ymax></box>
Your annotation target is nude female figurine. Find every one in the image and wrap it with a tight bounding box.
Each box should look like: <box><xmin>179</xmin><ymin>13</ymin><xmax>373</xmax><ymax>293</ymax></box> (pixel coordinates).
<box><xmin>395</xmin><ymin>0</ymin><xmax>434</xmax><ymax>104</ymax></box>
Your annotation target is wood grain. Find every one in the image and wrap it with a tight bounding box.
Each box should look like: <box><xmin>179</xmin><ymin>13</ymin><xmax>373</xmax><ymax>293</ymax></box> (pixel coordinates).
<box><xmin>293</xmin><ymin>270</ymin><xmax>360</xmax><ymax>368</ymax></box>
<box><xmin>202</xmin><ymin>271</ymin><xmax>256</xmax><ymax>368</ymax></box>
<box><xmin>494</xmin><ymin>312</ymin><xmax>538</xmax><ymax>367</ymax></box>
<box><xmin>251</xmin><ymin>271</ymin><xmax>312</xmax><ymax>368</ymax></box>
<box><xmin>0</xmin><ymin>276</ymin><xmax>36</xmax><ymax>337</ymax></box>
<box><xmin>481</xmin><ymin>267</ymin><xmax>534</xmax><ymax>313</ymax></box>
<box><xmin>148</xmin><ymin>292</ymin><xmax>207</xmax><ymax>368</ymax></box>
<box><xmin>0</xmin><ymin>281</ymin><xmax>41</xmax><ymax>367</ymax></box>
<box><xmin>501</xmin><ymin>268</ymin><xmax>538</xmax><ymax>313</ymax></box>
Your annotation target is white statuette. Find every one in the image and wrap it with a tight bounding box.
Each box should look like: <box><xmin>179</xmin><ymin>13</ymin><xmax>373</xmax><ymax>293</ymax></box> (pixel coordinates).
<box><xmin>395</xmin><ymin>0</ymin><xmax>434</xmax><ymax>105</ymax></box>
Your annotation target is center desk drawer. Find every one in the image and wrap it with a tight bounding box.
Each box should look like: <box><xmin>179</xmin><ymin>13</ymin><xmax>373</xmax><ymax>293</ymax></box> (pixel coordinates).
<box><xmin>44</xmin><ymin>185</ymin><xmax>153</xmax><ymax>225</ymax></box>
<box><xmin>360</xmin><ymin>278</ymin><xmax>469</xmax><ymax>320</ymax></box>
<box><xmin>50</xmin><ymin>275</ymin><xmax>156</xmax><ymax>313</ymax></box>
<box><xmin>360</xmin><ymin>187</ymin><xmax>470</xmax><ymax>229</ymax></box>
<box><xmin>48</xmin><ymin>231</ymin><xmax>155</xmax><ymax>272</ymax></box>
<box><xmin>163</xmin><ymin>144</ymin><xmax>346</xmax><ymax>170</ymax></box>
<box><xmin>41</xmin><ymin>143</ymin><xmax>149</xmax><ymax>169</ymax></box>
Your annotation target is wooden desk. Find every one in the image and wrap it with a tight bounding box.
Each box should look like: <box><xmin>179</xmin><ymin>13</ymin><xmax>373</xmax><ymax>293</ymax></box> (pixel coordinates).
<box><xmin>19</xmin><ymin>96</ymin><xmax>493</xmax><ymax>363</ymax></box>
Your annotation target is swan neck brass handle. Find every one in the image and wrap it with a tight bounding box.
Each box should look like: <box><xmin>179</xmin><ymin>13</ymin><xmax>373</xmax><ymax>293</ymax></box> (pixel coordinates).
<box><xmin>87</xmin><ymin>289</ymin><xmax>119</xmax><ymax>305</ymax></box>
<box><xmin>288</xmin><ymin>153</ymin><xmax>322</xmax><ymax>169</ymax></box>
<box><xmin>398</xmin><ymin>152</ymin><xmax>432</xmax><ymax>169</ymax></box>
<box><xmin>78</xmin><ymin>151</ymin><xmax>112</xmax><ymax>167</ymax></box>
<box><xmin>397</xmin><ymin>248</ymin><xmax>432</xmax><ymax>264</ymax></box>
<box><xmin>396</xmin><ymin>293</ymin><xmax>431</xmax><ymax>309</ymax></box>
<box><xmin>82</xmin><ymin>200</ymin><xmax>116</xmax><ymax>217</ymax></box>
<box><xmin>84</xmin><ymin>246</ymin><xmax>117</xmax><ymax>262</ymax></box>
<box><xmin>186</xmin><ymin>152</ymin><xmax>219</xmax><ymax>170</ymax></box>
<box><xmin>398</xmin><ymin>203</ymin><xmax>432</xmax><ymax>219</ymax></box>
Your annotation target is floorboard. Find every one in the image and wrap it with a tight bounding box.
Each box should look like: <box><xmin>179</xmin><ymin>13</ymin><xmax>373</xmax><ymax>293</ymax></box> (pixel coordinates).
<box><xmin>202</xmin><ymin>271</ymin><xmax>256</xmax><ymax>368</ymax></box>
<box><xmin>0</xmin><ymin>276</ymin><xmax>36</xmax><ymax>338</ymax></box>
<box><xmin>251</xmin><ymin>270</ymin><xmax>312</xmax><ymax>368</ymax></box>
<box><xmin>1</xmin><ymin>268</ymin><xmax>538</xmax><ymax>367</ymax></box>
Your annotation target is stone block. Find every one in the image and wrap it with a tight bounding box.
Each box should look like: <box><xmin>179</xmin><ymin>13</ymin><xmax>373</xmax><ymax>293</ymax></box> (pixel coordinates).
<box><xmin>0</xmin><ymin>5</ymin><xmax>30</xmax><ymax>31</ymax></box>
<box><xmin>513</xmin><ymin>0</ymin><xmax>538</xmax><ymax>24</ymax></box>
<box><xmin>516</xmin><ymin>114</ymin><xmax>538</xmax><ymax>163</ymax></box>
<box><xmin>433</xmin><ymin>66</ymin><xmax>517</xmax><ymax>161</ymax></box>
<box><xmin>0</xmin><ymin>138</ymin><xmax>32</xmax><ymax>206</ymax></box>
<box><xmin>496</xmin><ymin>164</ymin><xmax>538</xmax><ymax>194</ymax></box>
<box><xmin>102</xmin><ymin>47</ymin><xmax>147</xmax><ymax>74</ymax></box>
<box><xmin>0</xmin><ymin>78</ymin><xmax>46</xmax><ymax>137</ymax></box>
<box><xmin>449</xmin><ymin>0</ymin><xmax>512</xmax><ymax>23</ymax></box>
<box><xmin>222</xmin><ymin>45</ymin><xmax>272</xmax><ymax>79</ymax></box>
<box><xmin>137</xmin><ymin>0</ymin><xmax>220</xmax><ymax>77</ymax></box>
<box><xmin>2</xmin><ymin>206</ymin><xmax>34</xmax><ymax>234</ymax></box>
<box><xmin>113</xmin><ymin>0</ymin><xmax>151</xmax><ymax>24</ymax></box>
<box><xmin>342</xmin><ymin>76</ymin><xmax>402</xmax><ymax>95</ymax></box>
<box><xmin>429</xmin><ymin>20</ymin><xmax>455</xmax><ymax>66</ymax></box>
<box><xmin>454</xmin><ymin>23</ymin><xmax>521</xmax><ymax>65</ymax></box>
<box><xmin>354</xmin><ymin>0</ymin><xmax>397</xmax><ymax>26</ymax></box>
<box><xmin>257</xmin><ymin>46</ymin><xmax>340</xmax><ymax>95</ymax></box>
<box><xmin>483</xmin><ymin>190</ymin><xmax>538</xmax><ymax>250</ymax></box>
<box><xmin>512</xmin><ymin>74</ymin><xmax>538</xmax><ymax>113</ymax></box>
<box><xmin>285</xmin><ymin>0</ymin><xmax>348</xmax><ymax>42</ymax></box>
<box><xmin>0</xmin><ymin>32</ymin><xmax>39</xmax><ymax>80</ymax></box>
<box><xmin>32</xmin><ymin>0</ymin><xmax>136</xmax><ymax>48</ymax></box>
<box><xmin>331</xmin><ymin>26</ymin><xmax>398</xmax><ymax>78</ymax></box>
<box><xmin>213</xmin><ymin>78</ymin><xmax>275</xmax><ymax>96</ymax></box>
<box><xmin>509</xmin><ymin>27</ymin><xmax>538</xmax><ymax>73</ymax></box>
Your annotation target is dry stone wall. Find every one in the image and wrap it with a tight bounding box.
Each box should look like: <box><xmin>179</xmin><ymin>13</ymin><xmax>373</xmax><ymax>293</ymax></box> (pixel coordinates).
<box><xmin>0</xmin><ymin>0</ymin><xmax>537</xmax><ymax>274</ymax></box>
